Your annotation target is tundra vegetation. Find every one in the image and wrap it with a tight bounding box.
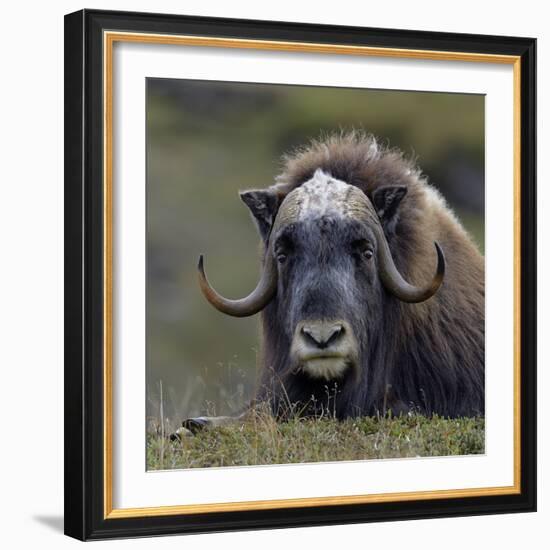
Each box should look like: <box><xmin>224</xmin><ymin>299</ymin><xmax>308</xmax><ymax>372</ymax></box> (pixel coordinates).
<box><xmin>147</xmin><ymin>406</ymin><xmax>485</xmax><ymax>470</ymax></box>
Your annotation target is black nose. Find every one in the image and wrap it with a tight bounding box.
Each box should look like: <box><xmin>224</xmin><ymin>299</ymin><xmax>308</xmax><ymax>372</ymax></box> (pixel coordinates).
<box><xmin>301</xmin><ymin>323</ymin><xmax>344</xmax><ymax>349</ymax></box>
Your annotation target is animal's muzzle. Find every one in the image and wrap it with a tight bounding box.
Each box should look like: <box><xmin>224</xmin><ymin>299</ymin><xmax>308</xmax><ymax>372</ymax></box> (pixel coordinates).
<box><xmin>291</xmin><ymin>320</ymin><xmax>358</xmax><ymax>380</ymax></box>
<box><xmin>301</xmin><ymin>322</ymin><xmax>344</xmax><ymax>350</ymax></box>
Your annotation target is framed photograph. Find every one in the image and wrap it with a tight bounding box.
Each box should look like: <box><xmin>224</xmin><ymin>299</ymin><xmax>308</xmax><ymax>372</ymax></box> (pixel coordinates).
<box><xmin>64</xmin><ymin>9</ymin><xmax>536</xmax><ymax>540</ymax></box>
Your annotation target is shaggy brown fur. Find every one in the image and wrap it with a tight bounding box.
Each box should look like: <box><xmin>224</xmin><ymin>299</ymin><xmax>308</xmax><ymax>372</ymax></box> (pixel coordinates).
<box><xmin>256</xmin><ymin>131</ymin><xmax>485</xmax><ymax>417</ymax></box>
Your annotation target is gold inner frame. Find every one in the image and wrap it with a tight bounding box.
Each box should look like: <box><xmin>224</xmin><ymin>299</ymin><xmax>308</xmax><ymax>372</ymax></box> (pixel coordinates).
<box><xmin>103</xmin><ymin>30</ymin><xmax>522</xmax><ymax>519</ymax></box>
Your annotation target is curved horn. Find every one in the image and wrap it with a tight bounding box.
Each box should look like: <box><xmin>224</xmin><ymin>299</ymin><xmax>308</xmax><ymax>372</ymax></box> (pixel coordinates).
<box><xmin>197</xmin><ymin>251</ymin><xmax>278</xmax><ymax>317</ymax></box>
<box><xmin>375</xmin><ymin>227</ymin><xmax>445</xmax><ymax>303</ymax></box>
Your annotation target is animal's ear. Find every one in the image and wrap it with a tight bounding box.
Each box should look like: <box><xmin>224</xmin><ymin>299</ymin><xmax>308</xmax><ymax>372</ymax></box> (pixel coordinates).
<box><xmin>371</xmin><ymin>185</ymin><xmax>408</xmax><ymax>231</ymax></box>
<box><xmin>240</xmin><ymin>188</ymin><xmax>280</xmax><ymax>241</ymax></box>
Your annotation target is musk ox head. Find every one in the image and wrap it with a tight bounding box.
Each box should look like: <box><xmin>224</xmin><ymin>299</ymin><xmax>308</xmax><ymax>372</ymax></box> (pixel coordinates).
<box><xmin>198</xmin><ymin>169</ymin><xmax>444</xmax><ymax>383</ymax></box>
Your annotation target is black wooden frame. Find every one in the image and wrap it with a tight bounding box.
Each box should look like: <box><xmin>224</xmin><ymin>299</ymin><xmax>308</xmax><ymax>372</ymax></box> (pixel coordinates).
<box><xmin>64</xmin><ymin>9</ymin><xmax>537</xmax><ymax>541</ymax></box>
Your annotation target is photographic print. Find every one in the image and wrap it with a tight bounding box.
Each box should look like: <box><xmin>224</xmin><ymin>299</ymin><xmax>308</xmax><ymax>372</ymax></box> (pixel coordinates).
<box><xmin>146</xmin><ymin>79</ymin><xmax>485</xmax><ymax>470</ymax></box>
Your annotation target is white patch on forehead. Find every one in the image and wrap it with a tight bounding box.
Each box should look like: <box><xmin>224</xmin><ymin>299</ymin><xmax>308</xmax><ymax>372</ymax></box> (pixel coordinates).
<box><xmin>273</xmin><ymin>168</ymin><xmax>377</xmax><ymax>230</ymax></box>
<box><xmin>297</xmin><ymin>169</ymin><xmax>352</xmax><ymax>220</ymax></box>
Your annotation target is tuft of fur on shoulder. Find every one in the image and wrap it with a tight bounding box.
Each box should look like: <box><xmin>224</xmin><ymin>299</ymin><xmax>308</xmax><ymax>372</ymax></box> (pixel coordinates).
<box><xmin>275</xmin><ymin>130</ymin><xmax>425</xmax><ymax>199</ymax></box>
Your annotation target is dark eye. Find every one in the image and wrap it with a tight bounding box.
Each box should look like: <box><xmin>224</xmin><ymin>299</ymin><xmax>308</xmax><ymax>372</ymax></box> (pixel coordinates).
<box><xmin>275</xmin><ymin>233</ymin><xmax>293</xmax><ymax>265</ymax></box>
<box><xmin>352</xmin><ymin>239</ymin><xmax>374</xmax><ymax>261</ymax></box>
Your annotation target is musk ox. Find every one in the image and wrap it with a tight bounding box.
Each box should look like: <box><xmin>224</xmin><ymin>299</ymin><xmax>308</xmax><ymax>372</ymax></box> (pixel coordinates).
<box><xmin>190</xmin><ymin>132</ymin><xmax>484</xmax><ymax>428</ymax></box>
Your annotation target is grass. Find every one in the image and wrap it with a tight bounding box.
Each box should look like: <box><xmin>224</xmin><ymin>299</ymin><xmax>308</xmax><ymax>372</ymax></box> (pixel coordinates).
<box><xmin>147</xmin><ymin>410</ymin><xmax>485</xmax><ymax>470</ymax></box>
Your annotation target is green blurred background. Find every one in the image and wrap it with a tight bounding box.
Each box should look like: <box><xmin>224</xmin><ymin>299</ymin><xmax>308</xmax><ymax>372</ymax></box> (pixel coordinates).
<box><xmin>146</xmin><ymin>78</ymin><xmax>484</xmax><ymax>428</ymax></box>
